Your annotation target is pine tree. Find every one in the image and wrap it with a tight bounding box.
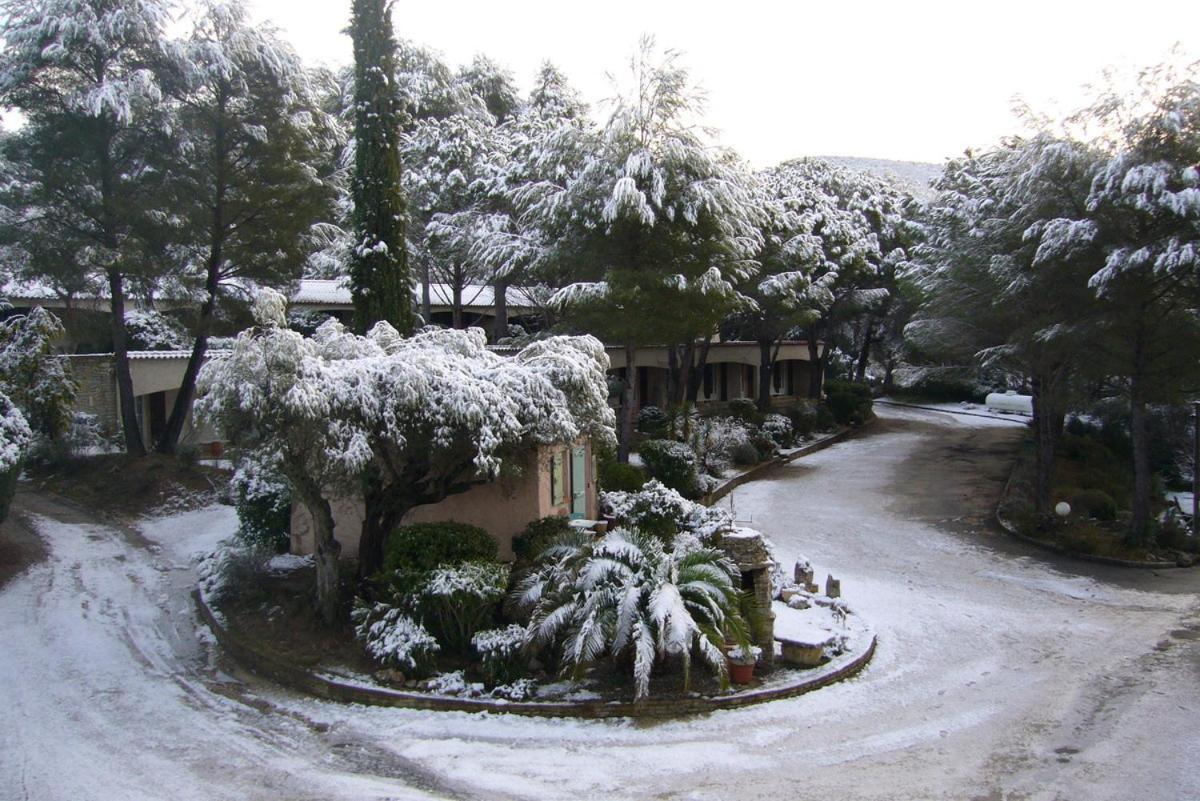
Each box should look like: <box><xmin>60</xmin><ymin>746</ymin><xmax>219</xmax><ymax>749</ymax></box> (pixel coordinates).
<box><xmin>348</xmin><ymin>0</ymin><xmax>411</xmax><ymax>335</ymax></box>
<box><xmin>154</xmin><ymin>0</ymin><xmax>339</xmax><ymax>454</ymax></box>
<box><xmin>0</xmin><ymin>0</ymin><xmax>176</xmax><ymax>456</ymax></box>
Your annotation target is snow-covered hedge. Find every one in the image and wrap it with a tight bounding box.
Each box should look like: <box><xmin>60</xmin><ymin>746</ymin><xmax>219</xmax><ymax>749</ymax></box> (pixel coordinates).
<box><xmin>351</xmin><ymin>601</ymin><xmax>440</xmax><ymax>676</ymax></box>
<box><xmin>601</xmin><ymin>479</ymin><xmax>733</xmax><ymax>543</ymax></box>
<box><xmin>689</xmin><ymin>416</ymin><xmax>754</xmax><ymax>476</ymax></box>
<box><xmin>420</xmin><ymin>562</ymin><xmax>511</xmax><ymax>652</ymax></box>
<box><xmin>126</xmin><ymin>310</ymin><xmax>188</xmax><ymax>351</ymax></box>
<box><xmin>760</xmin><ymin>414</ymin><xmax>795</xmax><ymax>448</ymax></box>
<box><xmin>230</xmin><ymin>452</ymin><xmax>291</xmax><ymax>552</ymax></box>
<box><xmin>0</xmin><ymin>392</ymin><xmax>31</xmax><ymax>523</ymax></box>
<box><xmin>639</xmin><ymin>439</ymin><xmax>701</xmax><ymax>498</ymax></box>
<box><xmin>472</xmin><ymin>624</ymin><xmax>528</xmax><ymax>686</ymax></box>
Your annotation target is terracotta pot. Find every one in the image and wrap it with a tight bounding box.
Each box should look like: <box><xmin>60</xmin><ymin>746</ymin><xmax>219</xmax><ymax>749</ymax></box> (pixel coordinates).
<box><xmin>728</xmin><ymin>659</ymin><xmax>755</xmax><ymax>685</ymax></box>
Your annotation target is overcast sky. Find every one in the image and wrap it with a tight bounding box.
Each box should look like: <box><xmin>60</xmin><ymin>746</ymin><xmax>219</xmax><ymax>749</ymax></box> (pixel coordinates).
<box><xmin>247</xmin><ymin>0</ymin><xmax>1197</xmax><ymax>167</ymax></box>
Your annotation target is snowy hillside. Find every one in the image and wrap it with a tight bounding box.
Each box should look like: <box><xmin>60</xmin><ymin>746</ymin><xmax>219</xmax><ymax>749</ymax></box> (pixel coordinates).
<box><xmin>816</xmin><ymin>156</ymin><xmax>943</xmax><ymax>201</ymax></box>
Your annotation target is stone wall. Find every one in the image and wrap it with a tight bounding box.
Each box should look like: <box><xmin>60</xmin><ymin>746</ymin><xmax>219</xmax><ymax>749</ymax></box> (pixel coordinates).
<box><xmin>68</xmin><ymin>355</ymin><xmax>118</xmax><ymax>435</ymax></box>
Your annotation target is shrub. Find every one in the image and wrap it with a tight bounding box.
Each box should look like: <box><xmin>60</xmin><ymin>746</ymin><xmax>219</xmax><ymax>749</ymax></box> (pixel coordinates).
<box><xmin>472</xmin><ymin>624</ymin><xmax>529</xmax><ymax>686</ymax></box>
<box><xmin>726</xmin><ymin>398</ymin><xmax>762</xmax><ymax>426</ymax></box>
<box><xmin>730</xmin><ymin>441</ymin><xmax>760</xmax><ymax>466</ymax></box>
<box><xmin>383</xmin><ymin>521</ymin><xmax>497</xmax><ymax>577</ymax></box>
<box><xmin>751</xmin><ymin>432</ymin><xmax>779</xmax><ymax>461</ymax></box>
<box><xmin>760</xmin><ymin>414</ymin><xmax>795</xmax><ymax>448</ymax></box>
<box><xmin>689</xmin><ymin>416</ymin><xmax>753</xmax><ymax>475</ymax></box>
<box><xmin>824</xmin><ymin>380</ymin><xmax>874</xmax><ymax>426</ymax></box>
<box><xmin>639</xmin><ymin>439</ymin><xmax>702</xmax><ymax>498</ymax></box>
<box><xmin>601</xmin><ymin>480</ymin><xmax>733</xmax><ymax>543</ymax></box>
<box><xmin>597</xmin><ymin>458</ymin><xmax>647</xmax><ymax>493</ymax></box>
<box><xmin>783</xmin><ymin>402</ymin><xmax>819</xmax><ymax>437</ymax></box>
<box><xmin>231</xmin><ymin>455</ymin><xmax>292</xmax><ymax>553</ymax></box>
<box><xmin>516</xmin><ymin>529</ymin><xmax>748</xmax><ymax>699</ymax></box>
<box><xmin>352</xmin><ymin>600</ymin><xmax>440</xmax><ymax>677</ymax></box>
<box><xmin>512</xmin><ymin>515</ymin><xmax>573</xmax><ymax>564</ymax></box>
<box><xmin>420</xmin><ymin>561</ymin><xmax>510</xmax><ymax>652</ymax></box>
<box><xmin>815</xmin><ymin>403</ymin><xmax>837</xmax><ymax>431</ymax></box>
<box><xmin>0</xmin><ymin>392</ymin><xmax>31</xmax><ymax>524</ymax></box>
<box><xmin>1072</xmin><ymin>489</ymin><xmax>1118</xmax><ymax>522</ymax></box>
<box><xmin>637</xmin><ymin>405</ymin><xmax>669</xmax><ymax>436</ymax></box>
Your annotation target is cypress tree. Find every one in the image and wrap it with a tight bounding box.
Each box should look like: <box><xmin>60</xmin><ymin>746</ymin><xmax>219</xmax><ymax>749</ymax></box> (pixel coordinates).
<box><xmin>349</xmin><ymin>0</ymin><xmax>412</xmax><ymax>335</ymax></box>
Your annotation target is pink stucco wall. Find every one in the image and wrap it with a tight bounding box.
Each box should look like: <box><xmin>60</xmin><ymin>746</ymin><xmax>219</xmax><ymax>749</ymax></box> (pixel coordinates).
<box><xmin>290</xmin><ymin>441</ymin><xmax>597</xmax><ymax>562</ymax></box>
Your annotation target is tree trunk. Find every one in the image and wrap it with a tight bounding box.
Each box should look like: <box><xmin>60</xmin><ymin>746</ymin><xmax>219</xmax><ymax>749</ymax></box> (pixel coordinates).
<box><xmin>686</xmin><ymin>338</ymin><xmax>712</xmax><ymax>404</ymax></box>
<box><xmin>492</xmin><ymin>277</ymin><xmax>508</xmax><ymax>342</ymax></box>
<box><xmin>158</xmin><ymin>239</ymin><xmax>222</xmax><ymax>453</ymax></box>
<box><xmin>618</xmin><ymin>344</ymin><xmax>638</xmax><ymax>463</ymax></box>
<box><xmin>1029</xmin><ymin>374</ymin><xmax>1064</xmax><ymax>516</ymax></box>
<box><xmin>108</xmin><ymin>268</ymin><xmax>145</xmax><ymax>456</ymax></box>
<box><xmin>452</xmin><ymin>277</ymin><xmax>463</xmax><ymax>329</ymax></box>
<box><xmin>358</xmin><ymin>472</ymin><xmax>405</xmax><ymax>580</ymax></box>
<box><xmin>313</xmin><ymin>507</ymin><xmax>342</xmax><ymax>626</ymax></box>
<box><xmin>1128</xmin><ymin>376</ymin><xmax>1153</xmax><ymax>543</ymax></box>
<box><xmin>421</xmin><ymin>262</ymin><xmax>432</xmax><ymax>325</ymax></box>
<box><xmin>854</xmin><ymin>320</ymin><xmax>875</xmax><ymax>384</ymax></box>
<box><xmin>757</xmin><ymin>338</ymin><xmax>774</xmax><ymax>412</ymax></box>
<box><xmin>666</xmin><ymin>345</ymin><xmax>679</xmax><ymax>408</ymax></box>
<box><xmin>806</xmin><ymin>336</ymin><xmax>823</xmax><ymax>399</ymax></box>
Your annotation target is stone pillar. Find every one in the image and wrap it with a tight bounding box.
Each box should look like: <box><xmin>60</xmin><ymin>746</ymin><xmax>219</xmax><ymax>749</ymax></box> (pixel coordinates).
<box><xmin>717</xmin><ymin>528</ymin><xmax>776</xmax><ymax>667</ymax></box>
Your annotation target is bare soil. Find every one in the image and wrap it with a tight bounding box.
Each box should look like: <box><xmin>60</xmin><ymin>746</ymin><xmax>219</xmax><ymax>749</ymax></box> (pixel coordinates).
<box><xmin>24</xmin><ymin>453</ymin><xmax>227</xmax><ymax>517</ymax></box>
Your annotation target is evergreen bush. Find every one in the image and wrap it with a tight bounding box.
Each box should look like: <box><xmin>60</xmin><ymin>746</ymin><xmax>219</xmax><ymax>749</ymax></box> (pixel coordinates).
<box><xmin>639</xmin><ymin>439</ymin><xmax>702</xmax><ymax>498</ymax></box>
<box><xmin>512</xmin><ymin>515</ymin><xmax>574</xmax><ymax>564</ymax></box>
<box><xmin>383</xmin><ymin>521</ymin><xmax>497</xmax><ymax>576</ymax></box>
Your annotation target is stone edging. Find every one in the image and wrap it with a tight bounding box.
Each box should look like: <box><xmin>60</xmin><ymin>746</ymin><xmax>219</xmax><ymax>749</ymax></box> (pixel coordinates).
<box><xmin>994</xmin><ymin>455</ymin><xmax>1183</xmax><ymax>570</ymax></box>
<box><xmin>703</xmin><ymin>422</ymin><xmax>869</xmax><ymax>506</ymax></box>
<box><xmin>194</xmin><ymin>588</ymin><xmax>877</xmax><ymax>719</ymax></box>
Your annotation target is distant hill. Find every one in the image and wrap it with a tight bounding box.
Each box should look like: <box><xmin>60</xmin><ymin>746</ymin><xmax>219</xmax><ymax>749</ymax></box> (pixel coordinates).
<box><xmin>816</xmin><ymin>156</ymin><xmax>944</xmax><ymax>201</ymax></box>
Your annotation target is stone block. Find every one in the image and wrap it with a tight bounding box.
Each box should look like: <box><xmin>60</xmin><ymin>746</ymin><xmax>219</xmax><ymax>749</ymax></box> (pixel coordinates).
<box><xmin>825</xmin><ymin>575</ymin><xmax>841</xmax><ymax>599</ymax></box>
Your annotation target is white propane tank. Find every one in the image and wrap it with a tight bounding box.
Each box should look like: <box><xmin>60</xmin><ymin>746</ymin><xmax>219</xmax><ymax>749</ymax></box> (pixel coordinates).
<box><xmin>984</xmin><ymin>391</ymin><xmax>1034</xmax><ymax>416</ymax></box>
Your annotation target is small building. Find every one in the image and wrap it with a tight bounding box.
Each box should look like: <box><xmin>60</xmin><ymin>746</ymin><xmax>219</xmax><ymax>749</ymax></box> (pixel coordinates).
<box><xmin>290</xmin><ymin>440</ymin><xmax>599</xmax><ymax>562</ymax></box>
<box><xmin>607</xmin><ymin>340</ymin><xmax>825</xmax><ymax>410</ymax></box>
<box><xmin>67</xmin><ymin>351</ymin><xmax>222</xmax><ymax>451</ymax></box>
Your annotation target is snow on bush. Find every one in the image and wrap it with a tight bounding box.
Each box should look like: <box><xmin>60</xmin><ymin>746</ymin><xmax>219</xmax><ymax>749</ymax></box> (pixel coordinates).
<box><xmin>230</xmin><ymin>451</ymin><xmax>291</xmax><ymax>552</ymax></box>
<box><xmin>125</xmin><ymin>309</ymin><xmax>188</xmax><ymax>351</ymax></box>
<box><xmin>472</xmin><ymin>624</ymin><xmax>528</xmax><ymax>686</ymax></box>
<box><xmin>351</xmin><ymin>601</ymin><xmax>440</xmax><ymax>676</ymax></box>
<box><xmin>727</xmin><ymin>644</ymin><xmax>761</xmax><ymax>664</ymax></box>
<box><xmin>760</xmin><ymin>414</ymin><xmax>794</xmax><ymax>448</ymax></box>
<box><xmin>420</xmin><ymin>562</ymin><xmax>510</xmax><ymax>651</ymax></box>
<box><xmin>0</xmin><ymin>307</ymin><xmax>76</xmax><ymax>443</ymax></box>
<box><xmin>489</xmin><ymin>677</ymin><xmax>537</xmax><ymax>701</ymax></box>
<box><xmin>427</xmin><ymin>670</ymin><xmax>485</xmax><ymax>697</ymax></box>
<box><xmin>601</xmin><ymin>479</ymin><xmax>733</xmax><ymax>543</ymax></box>
<box><xmin>689</xmin><ymin>416</ymin><xmax>753</xmax><ymax>476</ymax></box>
<box><xmin>0</xmin><ymin>392</ymin><xmax>32</xmax><ymax>473</ymax></box>
<box><xmin>639</xmin><ymin>438</ymin><xmax>701</xmax><ymax>498</ymax></box>
<box><xmin>517</xmin><ymin>528</ymin><xmax>747</xmax><ymax>699</ymax></box>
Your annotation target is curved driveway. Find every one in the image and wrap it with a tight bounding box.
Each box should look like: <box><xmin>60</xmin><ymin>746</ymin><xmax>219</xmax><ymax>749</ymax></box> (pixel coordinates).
<box><xmin>2</xmin><ymin>405</ymin><xmax>1197</xmax><ymax>801</ymax></box>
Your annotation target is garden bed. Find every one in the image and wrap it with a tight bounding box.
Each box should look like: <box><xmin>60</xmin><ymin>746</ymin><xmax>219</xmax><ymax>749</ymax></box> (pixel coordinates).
<box><xmin>996</xmin><ymin>440</ymin><xmax>1196</xmax><ymax>568</ymax></box>
<box><xmin>196</xmin><ymin>563</ymin><xmax>876</xmax><ymax>718</ymax></box>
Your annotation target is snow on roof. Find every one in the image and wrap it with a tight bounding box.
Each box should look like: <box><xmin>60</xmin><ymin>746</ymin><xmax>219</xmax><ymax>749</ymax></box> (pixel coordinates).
<box><xmin>289</xmin><ymin>280</ymin><xmax>539</xmax><ymax>311</ymax></box>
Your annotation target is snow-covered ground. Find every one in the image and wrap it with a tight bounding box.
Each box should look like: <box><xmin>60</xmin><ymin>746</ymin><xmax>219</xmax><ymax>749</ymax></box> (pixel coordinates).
<box><xmin>3</xmin><ymin>405</ymin><xmax>1199</xmax><ymax>800</ymax></box>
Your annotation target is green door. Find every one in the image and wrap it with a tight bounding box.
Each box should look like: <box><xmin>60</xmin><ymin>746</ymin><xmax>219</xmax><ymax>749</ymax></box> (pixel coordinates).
<box><xmin>570</xmin><ymin>446</ymin><xmax>587</xmax><ymax>519</ymax></box>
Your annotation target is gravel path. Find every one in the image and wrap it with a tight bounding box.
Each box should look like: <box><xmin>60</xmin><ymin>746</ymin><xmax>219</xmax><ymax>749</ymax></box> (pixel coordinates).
<box><xmin>2</xmin><ymin>405</ymin><xmax>1197</xmax><ymax>801</ymax></box>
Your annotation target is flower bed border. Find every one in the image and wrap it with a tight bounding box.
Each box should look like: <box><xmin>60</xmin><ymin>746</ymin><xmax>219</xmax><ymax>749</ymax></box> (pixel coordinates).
<box><xmin>194</xmin><ymin>588</ymin><xmax>876</xmax><ymax>719</ymax></box>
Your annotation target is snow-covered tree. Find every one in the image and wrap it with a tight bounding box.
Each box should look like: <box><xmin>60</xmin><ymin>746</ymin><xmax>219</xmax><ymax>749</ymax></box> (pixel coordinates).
<box><xmin>0</xmin><ymin>0</ymin><xmax>176</xmax><ymax>455</ymax></box>
<box><xmin>0</xmin><ymin>307</ymin><xmax>77</xmax><ymax>444</ymax></box>
<box><xmin>517</xmin><ymin>527</ymin><xmax>747</xmax><ymax>699</ymax></box>
<box><xmin>0</xmin><ymin>390</ymin><xmax>32</xmax><ymax>522</ymax></box>
<box><xmin>550</xmin><ymin>39</ymin><xmax>762</xmax><ymax>458</ymax></box>
<box><xmin>154</xmin><ymin>0</ymin><xmax>339</xmax><ymax>453</ymax></box>
<box><xmin>198</xmin><ymin>289</ymin><xmax>616</xmax><ymax>617</ymax></box>
<box><xmin>1077</xmin><ymin>60</ymin><xmax>1200</xmax><ymax>539</ymax></box>
<box><xmin>347</xmin><ymin>0</ymin><xmax>412</xmax><ymax>336</ymax></box>
<box><xmin>910</xmin><ymin>135</ymin><xmax>1101</xmax><ymax>514</ymax></box>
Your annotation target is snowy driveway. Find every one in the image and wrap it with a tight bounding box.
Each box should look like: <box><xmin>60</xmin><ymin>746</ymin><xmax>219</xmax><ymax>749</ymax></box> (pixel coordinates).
<box><xmin>2</xmin><ymin>405</ymin><xmax>1198</xmax><ymax>801</ymax></box>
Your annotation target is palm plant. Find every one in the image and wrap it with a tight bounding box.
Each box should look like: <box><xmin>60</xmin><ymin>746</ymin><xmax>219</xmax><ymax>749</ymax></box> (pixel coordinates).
<box><xmin>515</xmin><ymin>528</ymin><xmax>749</xmax><ymax>699</ymax></box>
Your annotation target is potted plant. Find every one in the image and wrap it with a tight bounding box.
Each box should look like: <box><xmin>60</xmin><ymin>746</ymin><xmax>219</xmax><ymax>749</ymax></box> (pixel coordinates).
<box><xmin>726</xmin><ymin>644</ymin><xmax>761</xmax><ymax>685</ymax></box>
